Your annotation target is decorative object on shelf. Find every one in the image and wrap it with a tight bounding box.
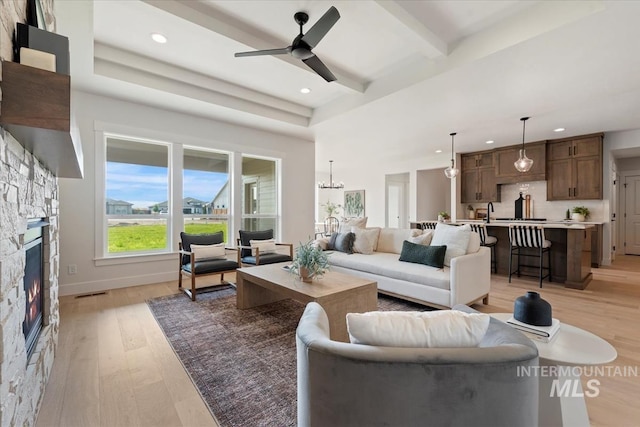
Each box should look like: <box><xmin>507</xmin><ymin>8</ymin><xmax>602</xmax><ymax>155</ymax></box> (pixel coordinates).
<box><xmin>344</xmin><ymin>190</ymin><xmax>365</xmax><ymax>217</ymax></box>
<box><xmin>514</xmin><ymin>117</ymin><xmax>534</xmax><ymax>173</ymax></box>
<box><xmin>513</xmin><ymin>291</ymin><xmax>552</xmax><ymax>326</ymax></box>
<box><xmin>437</xmin><ymin>211</ymin><xmax>450</xmax><ymax>222</ymax></box>
<box><xmin>15</xmin><ymin>23</ymin><xmax>70</xmax><ymax>75</ymax></box>
<box><xmin>318</xmin><ymin>160</ymin><xmax>344</xmax><ymax>189</ymax></box>
<box><xmin>571</xmin><ymin>206</ymin><xmax>590</xmax><ymax>222</ymax></box>
<box><xmin>566</xmin><ymin>209</ymin><xmax>571</xmax><ymax>220</ymax></box>
<box><xmin>289</xmin><ymin>240</ymin><xmax>330</xmax><ymax>282</ymax></box>
<box><xmin>444</xmin><ymin>132</ymin><xmax>459</xmax><ymax>179</ymax></box>
<box><xmin>514</xmin><ymin>192</ymin><xmax>524</xmax><ymax>219</ymax></box>
<box><xmin>475</xmin><ymin>208</ymin><xmax>488</xmax><ymax>221</ymax></box>
<box><xmin>321</xmin><ymin>200</ymin><xmax>341</xmax><ymax>218</ymax></box>
<box><xmin>467</xmin><ymin>205</ymin><xmax>475</xmax><ymax>219</ymax></box>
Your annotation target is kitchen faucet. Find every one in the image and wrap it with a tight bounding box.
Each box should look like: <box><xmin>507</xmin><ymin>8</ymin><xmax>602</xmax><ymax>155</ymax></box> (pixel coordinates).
<box><xmin>486</xmin><ymin>202</ymin><xmax>494</xmax><ymax>224</ymax></box>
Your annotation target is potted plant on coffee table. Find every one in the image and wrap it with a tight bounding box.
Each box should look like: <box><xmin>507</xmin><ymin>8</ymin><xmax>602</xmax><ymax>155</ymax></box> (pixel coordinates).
<box><xmin>290</xmin><ymin>239</ymin><xmax>330</xmax><ymax>282</ymax></box>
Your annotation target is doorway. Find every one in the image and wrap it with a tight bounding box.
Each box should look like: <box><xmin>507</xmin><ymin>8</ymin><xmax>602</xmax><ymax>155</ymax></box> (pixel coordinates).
<box><xmin>622</xmin><ymin>173</ymin><xmax>640</xmax><ymax>255</ymax></box>
<box><xmin>386</xmin><ymin>173</ymin><xmax>409</xmax><ymax>228</ymax></box>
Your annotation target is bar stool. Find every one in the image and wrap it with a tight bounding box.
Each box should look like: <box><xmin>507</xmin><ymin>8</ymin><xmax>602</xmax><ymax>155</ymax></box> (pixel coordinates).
<box><xmin>470</xmin><ymin>223</ymin><xmax>497</xmax><ymax>273</ymax></box>
<box><xmin>421</xmin><ymin>221</ymin><xmax>438</xmax><ymax>230</ymax></box>
<box><xmin>508</xmin><ymin>224</ymin><xmax>552</xmax><ymax>288</ymax></box>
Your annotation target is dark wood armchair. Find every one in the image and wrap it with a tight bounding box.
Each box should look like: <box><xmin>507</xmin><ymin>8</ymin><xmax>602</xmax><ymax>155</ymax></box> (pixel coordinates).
<box><xmin>236</xmin><ymin>229</ymin><xmax>293</xmax><ymax>267</ymax></box>
<box><xmin>178</xmin><ymin>231</ymin><xmax>238</xmax><ymax>301</ymax></box>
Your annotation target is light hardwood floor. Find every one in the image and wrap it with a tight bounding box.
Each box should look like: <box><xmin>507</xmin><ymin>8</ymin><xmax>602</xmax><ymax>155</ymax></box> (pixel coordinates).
<box><xmin>36</xmin><ymin>259</ymin><xmax>640</xmax><ymax>426</ymax></box>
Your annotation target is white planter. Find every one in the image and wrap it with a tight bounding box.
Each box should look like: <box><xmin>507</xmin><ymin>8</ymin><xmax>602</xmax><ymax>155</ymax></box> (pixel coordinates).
<box><xmin>571</xmin><ymin>213</ymin><xmax>585</xmax><ymax>222</ymax></box>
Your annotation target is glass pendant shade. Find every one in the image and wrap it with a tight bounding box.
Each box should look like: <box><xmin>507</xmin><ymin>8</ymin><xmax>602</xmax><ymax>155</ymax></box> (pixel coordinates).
<box><xmin>514</xmin><ymin>149</ymin><xmax>533</xmax><ymax>172</ymax></box>
<box><xmin>444</xmin><ymin>132</ymin><xmax>459</xmax><ymax>179</ymax></box>
<box><xmin>514</xmin><ymin>117</ymin><xmax>533</xmax><ymax>173</ymax></box>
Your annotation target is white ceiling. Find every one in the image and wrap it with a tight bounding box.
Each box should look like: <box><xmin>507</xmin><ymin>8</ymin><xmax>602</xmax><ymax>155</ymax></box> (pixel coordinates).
<box><xmin>56</xmin><ymin>0</ymin><xmax>640</xmax><ymax>174</ymax></box>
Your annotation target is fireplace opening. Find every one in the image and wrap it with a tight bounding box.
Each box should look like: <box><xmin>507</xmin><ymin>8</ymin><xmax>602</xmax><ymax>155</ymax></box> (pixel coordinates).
<box><xmin>23</xmin><ymin>219</ymin><xmax>47</xmax><ymax>360</ymax></box>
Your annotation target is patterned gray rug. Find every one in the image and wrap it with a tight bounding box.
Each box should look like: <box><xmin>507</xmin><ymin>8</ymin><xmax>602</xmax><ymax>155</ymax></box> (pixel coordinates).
<box><xmin>147</xmin><ymin>286</ymin><xmax>431</xmax><ymax>427</ymax></box>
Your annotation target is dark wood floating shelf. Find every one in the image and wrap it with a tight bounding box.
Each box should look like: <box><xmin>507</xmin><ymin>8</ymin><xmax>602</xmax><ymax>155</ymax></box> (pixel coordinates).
<box><xmin>0</xmin><ymin>61</ymin><xmax>83</xmax><ymax>178</ymax></box>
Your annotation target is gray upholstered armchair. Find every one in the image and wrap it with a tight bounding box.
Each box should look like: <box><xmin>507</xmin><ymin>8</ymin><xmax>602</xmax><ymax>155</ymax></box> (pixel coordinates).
<box><xmin>296</xmin><ymin>303</ymin><xmax>539</xmax><ymax>427</ymax></box>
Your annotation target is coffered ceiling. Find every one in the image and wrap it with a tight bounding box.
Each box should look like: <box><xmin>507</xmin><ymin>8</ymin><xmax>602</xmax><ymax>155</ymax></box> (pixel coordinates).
<box><xmin>56</xmin><ymin>1</ymin><xmax>640</xmax><ymax>173</ymax></box>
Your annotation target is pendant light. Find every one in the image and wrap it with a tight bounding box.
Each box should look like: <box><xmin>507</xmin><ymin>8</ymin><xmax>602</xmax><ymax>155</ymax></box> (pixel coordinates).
<box><xmin>318</xmin><ymin>160</ymin><xmax>344</xmax><ymax>189</ymax></box>
<box><xmin>514</xmin><ymin>117</ymin><xmax>533</xmax><ymax>173</ymax></box>
<box><xmin>444</xmin><ymin>132</ymin><xmax>459</xmax><ymax>179</ymax></box>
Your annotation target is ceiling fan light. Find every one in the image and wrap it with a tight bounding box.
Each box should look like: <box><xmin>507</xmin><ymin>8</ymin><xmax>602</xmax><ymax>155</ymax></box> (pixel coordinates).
<box><xmin>514</xmin><ymin>149</ymin><xmax>534</xmax><ymax>172</ymax></box>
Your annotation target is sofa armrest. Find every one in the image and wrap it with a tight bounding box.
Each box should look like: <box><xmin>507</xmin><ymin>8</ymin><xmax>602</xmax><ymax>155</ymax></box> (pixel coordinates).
<box><xmin>449</xmin><ymin>247</ymin><xmax>491</xmax><ymax>306</ymax></box>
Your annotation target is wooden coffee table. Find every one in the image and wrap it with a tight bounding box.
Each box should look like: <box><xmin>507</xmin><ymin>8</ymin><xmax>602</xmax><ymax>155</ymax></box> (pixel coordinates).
<box><xmin>236</xmin><ymin>263</ymin><xmax>377</xmax><ymax>342</ymax></box>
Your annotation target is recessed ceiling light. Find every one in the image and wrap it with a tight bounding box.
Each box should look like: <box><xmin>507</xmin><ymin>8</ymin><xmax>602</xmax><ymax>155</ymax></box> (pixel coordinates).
<box><xmin>435</xmin><ymin>149</ymin><xmax>443</xmax><ymax>153</ymax></box>
<box><xmin>485</xmin><ymin>140</ymin><xmax>494</xmax><ymax>144</ymax></box>
<box><xmin>300</xmin><ymin>87</ymin><xmax>311</xmax><ymax>94</ymax></box>
<box><xmin>554</xmin><ymin>127</ymin><xmax>565</xmax><ymax>132</ymax></box>
<box><xmin>151</xmin><ymin>33</ymin><xmax>167</xmax><ymax>44</ymax></box>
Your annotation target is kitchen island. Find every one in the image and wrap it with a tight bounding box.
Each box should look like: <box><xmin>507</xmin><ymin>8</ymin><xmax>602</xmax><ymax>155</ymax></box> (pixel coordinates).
<box><xmin>413</xmin><ymin>220</ymin><xmax>602</xmax><ymax>289</ymax></box>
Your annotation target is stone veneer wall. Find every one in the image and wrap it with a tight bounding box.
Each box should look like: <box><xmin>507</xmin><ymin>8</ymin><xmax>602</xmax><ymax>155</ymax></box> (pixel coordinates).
<box><xmin>0</xmin><ymin>1</ymin><xmax>60</xmax><ymax>426</ymax></box>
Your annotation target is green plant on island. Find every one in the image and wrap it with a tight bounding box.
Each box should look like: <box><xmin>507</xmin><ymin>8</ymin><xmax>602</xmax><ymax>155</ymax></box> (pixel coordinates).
<box><xmin>572</xmin><ymin>206</ymin><xmax>590</xmax><ymax>219</ymax></box>
<box><xmin>467</xmin><ymin>205</ymin><xmax>474</xmax><ymax>211</ymax></box>
<box><xmin>290</xmin><ymin>239</ymin><xmax>330</xmax><ymax>282</ymax></box>
<box><xmin>438</xmin><ymin>211</ymin><xmax>450</xmax><ymax>220</ymax></box>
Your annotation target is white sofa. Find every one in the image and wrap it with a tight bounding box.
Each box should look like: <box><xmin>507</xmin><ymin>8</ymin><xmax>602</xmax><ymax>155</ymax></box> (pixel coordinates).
<box><xmin>322</xmin><ymin>225</ymin><xmax>491</xmax><ymax>309</ymax></box>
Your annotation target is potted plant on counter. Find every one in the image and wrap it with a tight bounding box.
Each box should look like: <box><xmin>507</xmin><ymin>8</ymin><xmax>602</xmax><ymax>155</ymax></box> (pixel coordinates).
<box><xmin>571</xmin><ymin>206</ymin><xmax>590</xmax><ymax>222</ymax></box>
<box><xmin>467</xmin><ymin>205</ymin><xmax>475</xmax><ymax>220</ymax></box>
<box><xmin>290</xmin><ymin>239</ymin><xmax>330</xmax><ymax>282</ymax></box>
<box><xmin>438</xmin><ymin>211</ymin><xmax>450</xmax><ymax>222</ymax></box>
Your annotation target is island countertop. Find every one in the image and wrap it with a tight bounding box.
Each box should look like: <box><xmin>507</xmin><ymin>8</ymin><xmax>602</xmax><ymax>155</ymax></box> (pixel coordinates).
<box><xmin>456</xmin><ymin>220</ymin><xmax>603</xmax><ymax>229</ymax></box>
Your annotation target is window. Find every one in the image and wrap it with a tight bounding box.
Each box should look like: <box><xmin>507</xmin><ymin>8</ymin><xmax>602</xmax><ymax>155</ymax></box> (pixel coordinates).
<box><xmin>183</xmin><ymin>147</ymin><xmax>230</xmax><ymax>241</ymax></box>
<box><xmin>241</xmin><ymin>156</ymin><xmax>278</xmax><ymax>233</ymax></box>
<box><xmin>105</xmin><ymin>137</ymin><xmax>170</xmax><ymax>254</ymax></box>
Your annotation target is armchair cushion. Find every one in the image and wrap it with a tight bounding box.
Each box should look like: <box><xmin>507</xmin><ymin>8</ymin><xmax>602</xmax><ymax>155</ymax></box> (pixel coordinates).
<box><xmin>239</xmin><ymin>229</ymin><xmax>274</xmax><ymax>257</ymax></box>
<box><xmin>346</xmin><ymin>310</ymin><xmax>490</xmax><ymax>348</ymax></box>
<box><xmin>181</xmin><ymin>259</ymin><xmax>238</xmax><ymax>274</ymax></box>
<box><xmin>241</xmin><ymin>253</ymin><xmax>293</xmax><ymax>266</ymax></box>
<box><xmin>180</xmin><ymin>231</ymin><xmax>224</xmax><ymax>265</ymax></box>
<box><xmin>190</xmin><ymin>243</ymin><xmax>226</xmax><ymax>260</ymax></box>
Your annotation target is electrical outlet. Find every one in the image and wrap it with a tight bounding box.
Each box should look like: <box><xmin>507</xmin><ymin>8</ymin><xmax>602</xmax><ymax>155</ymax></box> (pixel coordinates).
<box><xmin>67</xmin><ymin>264</ymin><xmax>77</xmax><ymax>275</ymax></box>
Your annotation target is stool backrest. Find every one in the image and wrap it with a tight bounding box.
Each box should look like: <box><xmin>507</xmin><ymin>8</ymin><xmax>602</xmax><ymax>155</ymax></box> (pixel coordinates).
<box><xmin>509</xmin><ymin>224</ymin><xmax>546</xmax><ymax>248</ymax></box>
<box><xmin>421</xmin><ymin>221</ymin><xmax>438</xmax><ymax>230</ymax></box>
<box><xmin>469</xmin><ymin>223</ymin><xmax>487</xmax><ymax>245</ymax></box>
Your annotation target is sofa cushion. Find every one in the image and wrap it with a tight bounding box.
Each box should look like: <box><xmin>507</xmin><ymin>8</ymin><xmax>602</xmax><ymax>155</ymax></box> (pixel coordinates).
<box><xmin>346</xmin><ymin>310</ymin><xmax>491</xmax><ymax>348</ymax></box>
<box><xmin>328</xmin><ymin>251</ymin><xmax>450</xmax><ymax>290</ymax></box>
<box><xmin>190</xmin><ymin>243</ymin><xmax>226</xmax><ymax>261</ymax></box>
<box><xmin>377</xmin><ymin>228</ymin><xmax>422</xmax><ymax>254</ymax></box>
<box><xmin>328</xmin><ymin>232</ymin><xmax>355</xmax><ymax>254</ymax></box>
<box><xmin>338</xmin><ymin>217</ymin><xmax>367</xmax><ymax>233</ymax></box>
<box><xmin>431</xmin><ymin>224</ymin><xmax>472</xmax><ymax>267</ymax></box>
<box><xmin>399</xmin><ymin>241</ymin><xmax>447</xmax><ymax>268</ymax></box>
<box><xmin>352</xmin><ymin>227</ymin><xmax>380</xmax><ymax>255</ymax></box>
<box><xmin>408</xmin><ymin>230</ymin><xmax>433</xmax><ymax>246</ymax></box>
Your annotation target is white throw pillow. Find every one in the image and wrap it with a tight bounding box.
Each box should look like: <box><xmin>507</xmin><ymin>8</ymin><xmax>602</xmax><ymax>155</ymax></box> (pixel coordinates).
<box><xmin>338</xmin><ymin>217</ymin><xmax>368</xmax><ymax>233</ymax></box>
<box><xmin>250</xmin><ymin>239</ymin><xmax>277</xmax><ymax>256</ymax></box>
<box><xmin>351</xmin><ymin>227</ymin><xmax>380</xmax><ymax>255</ymax></box>
<box><xmin>431</xmin><ymin>223</ymin><xmax>472</xmax><ymax>267</ymax></box>
<box><xmin>190</xmin><ymin>243</ymin><xmax>226</xmax><ymax>260</ymax></box>
<box><xmin>467</xmin><ymin>231</ymin><xmax>481</xmax><ymax>254</ymax></box>
<box><xmin>408</xmin><ymin>230</ymin><xmax>433</xmax><ymax>246</ymax></box>
<box><xmin>377</xmin><ymin>228</ymin><xmax>422</xmax><ymax>254</ymax></box>
<box><xmin>346</xmin><ymin>310</ymin><xmax>490</xmax><ymax>348</ymax></box>
<box><xmin>312</xmin><ymin>237</ymin><xmax>329</xmax><ymax>251</ymax></box>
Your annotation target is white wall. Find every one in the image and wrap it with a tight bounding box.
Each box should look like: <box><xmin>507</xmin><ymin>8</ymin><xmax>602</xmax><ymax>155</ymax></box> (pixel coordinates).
<box><xmin>59</xmin><ymin>91</ymin><xmax>315</xmax><ymax>296</ymax></box>
<box><xmin>416</xmin><ymin>168</ymin><xmax>451</xmax><ymax>220</ymax></box>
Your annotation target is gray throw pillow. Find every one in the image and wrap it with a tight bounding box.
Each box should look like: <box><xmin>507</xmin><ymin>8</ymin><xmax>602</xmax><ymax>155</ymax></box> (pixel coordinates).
<box><xmin>399</xmin><ymin>240</ymin><xmax>447</xmax><ymax>268</ymax></box>
<box><xmin>328</xmin><ymin>232</ymin><xmax>355</xmax><ymax>254</ymax></box>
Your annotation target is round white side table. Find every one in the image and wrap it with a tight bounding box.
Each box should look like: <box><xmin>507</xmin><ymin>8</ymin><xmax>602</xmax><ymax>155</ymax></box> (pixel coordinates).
<box><xmin>491</xmin><ymin>313</ymin><xmax>617</xmax><ymax>427</ymax></box>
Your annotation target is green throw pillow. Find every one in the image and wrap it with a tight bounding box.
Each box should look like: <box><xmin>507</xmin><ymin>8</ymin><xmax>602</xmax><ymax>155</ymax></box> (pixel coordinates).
<box><xmin>399</xmin><ymin>241</ymin><xmax>447</xmax><ymax>268</ymax></box>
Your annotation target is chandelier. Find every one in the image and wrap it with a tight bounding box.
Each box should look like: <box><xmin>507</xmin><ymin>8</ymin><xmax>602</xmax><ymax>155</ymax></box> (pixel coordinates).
<box><xmin>318</xmin><ymin>160</ymin><xmax>344</xmax><ymax>189</ymax></box>
<box><xmin>514</xmin><ymin>117</ymin><xmax>534</xmax><ymax>173</ymax></box>
<box><xmin>444</xmin><ymin>132</ymin><xmax>459</xmax><ymax>179</ymax></box>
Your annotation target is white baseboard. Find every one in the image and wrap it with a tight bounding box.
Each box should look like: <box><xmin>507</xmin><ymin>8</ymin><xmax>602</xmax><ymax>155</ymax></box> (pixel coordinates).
<box><xmin>59</xmin><ymin>271</ymin><xmax>176</xmax><ymax>296</ymax></box>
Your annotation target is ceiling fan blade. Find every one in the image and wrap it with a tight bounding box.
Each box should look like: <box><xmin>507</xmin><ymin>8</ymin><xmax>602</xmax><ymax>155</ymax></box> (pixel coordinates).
<box><xmin>302</xmin><ymin>55</ymin><xmax>336</xmax><ymax>82</ymax></box>
<box><xmin>235</xmin><ymin>47</ymin><xmax>291</xmax><ymax>57</ymax></box>
<box><xmin>301</xmin><ymin>6</ymin><xmax>340</xmax><ymax>49</ymax></box>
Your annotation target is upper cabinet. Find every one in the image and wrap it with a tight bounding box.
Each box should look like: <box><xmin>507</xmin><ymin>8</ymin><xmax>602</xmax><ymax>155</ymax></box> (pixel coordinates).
<box><xmin>461</xmin><ymin>151</ymin><xmax>499</xmax><ymax>203</ymax></box>
<box><xmin>546</xmin><ymin>134</ymin><xmax>603</xmax><ymax>200</ymax></box>
<box><xmin>494</xmin><ymin>141</ymin><xmax>546</xmax><ymax>184</ymax></box>
<box><xmin>0</xmin><ymin>61</ymin><xmax>83</xmax><ymax>178</ymax></box>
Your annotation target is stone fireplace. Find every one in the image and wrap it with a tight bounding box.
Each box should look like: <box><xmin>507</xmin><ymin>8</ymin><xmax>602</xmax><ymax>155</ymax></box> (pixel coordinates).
<box><xmin>23</xmin><ymin>219</ymin><xmax>49</xmax><ymax>361</ymax></box>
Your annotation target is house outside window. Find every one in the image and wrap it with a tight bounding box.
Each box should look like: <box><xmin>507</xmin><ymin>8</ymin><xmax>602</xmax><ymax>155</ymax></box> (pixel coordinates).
<box><xmin>241</xmin><ymin>156</ymin><xmax>278</xmax><ymax>233</ymax></box>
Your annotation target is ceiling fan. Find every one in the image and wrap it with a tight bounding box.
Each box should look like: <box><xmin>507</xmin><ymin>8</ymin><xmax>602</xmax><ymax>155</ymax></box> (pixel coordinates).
<box><xmin>234</xmin><ymin>6</ymin><xmax>340</xmax><ymax>82</ymax></box>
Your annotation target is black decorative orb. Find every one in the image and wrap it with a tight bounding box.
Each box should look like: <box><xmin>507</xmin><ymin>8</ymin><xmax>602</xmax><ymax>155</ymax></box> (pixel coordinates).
<box><xmin>514</xmin><ymin>291</ymin><xmax>552</xmax><ymax>326</ymax></box>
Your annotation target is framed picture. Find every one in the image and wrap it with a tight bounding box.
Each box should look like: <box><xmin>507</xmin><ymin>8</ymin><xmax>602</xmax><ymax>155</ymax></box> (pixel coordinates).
<box><xmin>475</xmin><ymin>208</ymin><xmax>488</xmax><ymax>220</ymax></box>
<box><xmin>344</xmin><ymin>190</ymin><xmax>365</xmax><ymax>217</ymax></box>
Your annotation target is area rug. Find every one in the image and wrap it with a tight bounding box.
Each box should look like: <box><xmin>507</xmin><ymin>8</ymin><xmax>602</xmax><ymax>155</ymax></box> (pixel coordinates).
<box><xmin>147</xmin><ymin>287</ymin><xmax>431</xmax><ymax>427</ymax></box>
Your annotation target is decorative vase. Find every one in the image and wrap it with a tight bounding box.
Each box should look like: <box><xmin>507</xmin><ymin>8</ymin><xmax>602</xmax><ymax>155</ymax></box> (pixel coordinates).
<box><xmin>571</xmin><ymin>213</ymin><xmax>585</xmax><ymax>222</ymax></box>
<box><xmin>468</xmin><ymin>210</ymin><xmax>475</xmax><ymax>219</ymax></box>
<box><xmin>514</xmin><ymin>291</ymin><xmax>552</xmax><ymax>326</ymax></box>
<box><xmin>437</xmin><ymin>215</ymin><xmax>444</xmax><ymax>223</ymax></box>
<box><xmin>299</xmin><ymin>267</ymin><xmax>313</xmax><ymax>283</ymax></box>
